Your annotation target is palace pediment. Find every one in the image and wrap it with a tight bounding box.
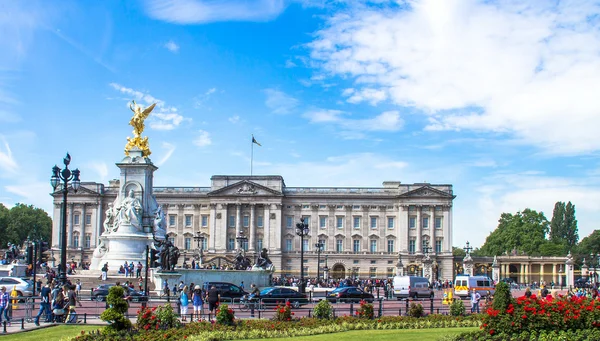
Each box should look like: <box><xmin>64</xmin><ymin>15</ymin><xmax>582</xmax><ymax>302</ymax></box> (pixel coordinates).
<box><xmin>398</xmin><ymin>185</ymin><xmax>455</xmax><ymax>199</ymax></box>
<box><xmin>207</xmin><ymin>180</ymin><xmax>283</xmax><ymax>197</ymax></box>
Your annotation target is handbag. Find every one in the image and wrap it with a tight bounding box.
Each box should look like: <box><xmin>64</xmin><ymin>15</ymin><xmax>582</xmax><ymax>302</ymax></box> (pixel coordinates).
<box><xmin>53</xmin><ymin>308</ymin><xmax>65</xmax><ymax>315</ymax></box>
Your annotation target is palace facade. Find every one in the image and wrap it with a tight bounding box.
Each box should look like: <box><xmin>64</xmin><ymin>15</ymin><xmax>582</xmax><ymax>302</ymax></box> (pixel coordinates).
<box><xmin>51</xmin><ymin>175</ymin><xmax>456</xmax><ymax>280</ymax></box>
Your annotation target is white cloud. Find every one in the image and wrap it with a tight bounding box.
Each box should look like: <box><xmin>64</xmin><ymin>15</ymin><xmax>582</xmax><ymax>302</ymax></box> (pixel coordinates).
<box><xmin>143</xmin><ymin>0</ymin><xmax>286</xmax><ymax>24</ymax></box>
<box><xmin>109</xmin><ymin>83</ymin><xmax>189</xmax><ymax>131</ymax></box>
<box><xmin>303</xmin><ymin>109</ymin><xmax>403</xmax><ymax>137</ymax></box>
<box><xmin>193</xmin><ymin>87</ymin><xmax>218</xmax><ymax>108</ymax></box>
<box><xmin>264</xmin><ymin>88</ymin><xmax>299</xmax><ymax>114</ymax></box>
<box><xmin>5</xmin><ymin>181</ymin><xmax>52</xmax><ymax>213</ymax></box>
<box><xmin>0</xmin><ymin>137</ymin><xmax>18</xmax><ymax>174</ymax></box>
<box><xmin>205</xmin><ymin>88</ymin><xmax>216</xmax><ymax>95</ymax></box>
<box><xmin>157</xmin><ymin>142</ymin><xmax>176</xmax><ymax>166</ymax></box>
<box><xmin>308</xmin><ymin>1</ymin><xmax>600</xmax><ymax>155</ymax></box>
<box><xmin>228</xmin><ymin>115</ymin><xmax>240</xmax><ymax>124</ymax></box>
<box><xmin>193</xmin><ymin>130</ymin><xmax>212</xmax><ymax>147</ymax></box>
<box><xmin>164</xmin><ymin>40</ymin><xmax>179</xmax><ymax>52</ymax></box>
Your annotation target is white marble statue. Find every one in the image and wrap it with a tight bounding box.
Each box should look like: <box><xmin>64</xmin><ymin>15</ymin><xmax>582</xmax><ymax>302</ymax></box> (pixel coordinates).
<box><xmin>103</xmin><ymin>203</ymin><xmax>116</xmax><ymax>234</ymax></box>
<box><xmin>114</xmin><ymin>189</ymin><xmax>142</xmax><ymax>230</ymax></box>
<box><xmin>153</xmin><ymin>206</ymin><xmax>167</xmax><ymax>239</ymax></box>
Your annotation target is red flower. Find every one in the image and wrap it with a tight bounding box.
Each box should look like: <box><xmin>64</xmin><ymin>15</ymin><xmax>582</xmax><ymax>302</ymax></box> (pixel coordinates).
<box><xmin>521</xmin><ymin>314</ymin><xmax>527</xmax><ymax>319</ymax></box>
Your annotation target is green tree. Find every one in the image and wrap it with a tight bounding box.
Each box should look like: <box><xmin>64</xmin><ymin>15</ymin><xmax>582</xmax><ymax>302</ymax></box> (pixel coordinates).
<box><xmin>549</xmin><ymin>201</ymin><xmax>579</xmax><ymax>253</ymax></box>
<box><xmin>549</xmin><ymin>202</ymin><xmax>565</xmax><ymax>243</ymax></box>
<box><xmin>100</xmin><ymin>286</ymin><xmax>132</xmax><ymax>332</ymax></box>
<box><xmin>0</xmin><ymin>204</ymin><xmax>9</xmax><ymax>248</ymax></box>
<box><xmin>452</xmin><ymin>247</ymin><xmax>466</xmax><ymax>257</ymax></box>
<box><xmin>5</xmin><ymin>204</ymin><xmax>52</xmax><ymax>247</ymax></box>
<box><xmin>576</xmin><ymin>230</ymin><xmax>600</xmax><ymax>256</ymax></box>
<box><xmin>564</xmin><ymin>202</ymin><xmax>579</xmax><ymax>248</ymax></box>
<box><xmin>479</xmin><ymin>209</ymin><xmax>549</xmax><ymax>256</ymax></box>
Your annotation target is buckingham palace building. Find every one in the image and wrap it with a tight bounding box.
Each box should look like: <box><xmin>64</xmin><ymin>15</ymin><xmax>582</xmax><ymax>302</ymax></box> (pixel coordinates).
<box><xmin>51</xmin><ymin>175</ymin><xmax>456</xmax><ymax>281</ymax></box>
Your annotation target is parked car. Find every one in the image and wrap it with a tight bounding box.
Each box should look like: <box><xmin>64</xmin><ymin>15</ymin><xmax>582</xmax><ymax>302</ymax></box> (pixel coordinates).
<box><xmin>0</xmin><ymin>277</ymin><xmax>33</xmax><ymax>298</ymax></box>
<box><xmin>247</xmin><ymin>287</ymin><xmax>308</xmax><ymax>308</ymax></box>
<box><xmin>91</xmin><ymin>284</ymin><xmax>147</xmax><ymax>302</ymax></box>
<box><xmin>326</xmin><ymin>286</ymin><xmax>374</xmax><ymax>303</ymax></box>
<box><xmin>202</xmin><ymin>282</ymin><xmax>248</xmax><ymax>302</ymax></box>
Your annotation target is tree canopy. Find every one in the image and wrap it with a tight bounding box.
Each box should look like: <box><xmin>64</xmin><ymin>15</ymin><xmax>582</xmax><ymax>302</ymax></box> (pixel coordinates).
<box><xmin>549</xmin><ymin>201</ymin><xmax>579</xmax><ymax>253</ymax></box>
<box><xmin>0</xmin><ymin>203</ymin><xmax>52</xmax><ymax>248</ymax></box>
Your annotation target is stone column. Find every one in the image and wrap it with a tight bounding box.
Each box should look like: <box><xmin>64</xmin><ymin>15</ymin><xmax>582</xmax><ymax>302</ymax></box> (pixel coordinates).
<box><xmin>444</xmin><ymin>205</ymin><xmax>452</xmax><ymax>252</ymax></box>
<box><xmin>177</xmin><ymin>204</ymin><xmax>185</xmax><ymax>247</ymax></box>
<box><xmin>539</xmin><ymin>264</ymin><xmax>544</xmax><ymax>284</ymax></box>
<box><xmin>566</xmin><ymin>253</ymin><xmax>574</xmax><ymax>287</ymax></box>
<box><xmin>236</xmin><ymin>204</ymin><xmax>242</xmax><ymax>239</ymax></box>
<box><xmin>249</xmin><ymin>204</ymin><xmax>256</xmax><ymax>251</ymax></box>
<box><xmin>81</xmin><ymin>204</ymin><xmax>86</xmax><ymax>249</ymax></box>
<box><xmin>95</xmin><ymin>198</ymin><xmax>103</xmax><ymax>246</ymax></box>
<box><xmin>209</xmin><ymin>204</ymin><xmax>217</xmax><ymax>251</ymax></box>
<box><xmin>553</xmin><ymin>264</ymin><xmax>558</xmax><ymax>285</ymax></box>
<box><xmin>416</xmin><ymin>206</ymin><xmax>422</xmax><ymax>253</ymax></box>
<box><xmin>492</xmin><ymin>256</ymin><xmax>500</xmax><ymax>283</ymax></box>
<box><xmin>264</xmin><ymin>204</ymin><xmax>271</xmax><ymax>250</ymax></box>
<box><xmin>519</xmin><ymin>264</ymin><xmax>524</xmax><ymax>284</ymax></box>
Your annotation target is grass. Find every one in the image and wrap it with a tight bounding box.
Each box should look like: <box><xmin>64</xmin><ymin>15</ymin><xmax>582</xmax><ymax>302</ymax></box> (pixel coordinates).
<box><xmin>239</xmin><ymin>327</ymin><xmax>478</xmax><ymax>341</ymax></box>
<box><xmin>0</xmin><ymin>325</ymin><xmax>102</xmax><ymax>341</ymax></box>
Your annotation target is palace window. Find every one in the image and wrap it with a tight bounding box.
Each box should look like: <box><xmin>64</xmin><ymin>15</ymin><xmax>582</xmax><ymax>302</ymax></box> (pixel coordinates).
<box><xmin>243</xmin><ymin>215</ymin><xmax>249</xmax><ymax>227</ymax></box>
<box><xmin>285</xmin><ymin>239</ymin><xmax>293</xmax><ymax>251</ymax></box>
<box><xmin>353</xmin><ymin>240</ymin><xmax>360</xmax><ymax>253</ymax></box>
<box><xmin>286</xmin><ymin>216</ymin><xmax>293</xmax><ymax>228</ymax></box>
<box><xmin>409</xmin><ymin>216</ymin><xmax>416</xmax><ymax>229</ymax></box>
<box><xmin>435</xmin><ymin>217</ymin><xmax>442</xmax><ymax>229</ymax></box>
<box><xmin>242</xmin><ymin>240</ymin><xmax>248</xmax><ymax>251</ymax></box>
<box><xmin>85</xmin><ymin>234</ymin><xmax>91</xmax><ymax>248</ymax></box>
<box><xmin>319</xmin><ymin>205</ymin><xmax>326</xmax><ymax>209</ymax></box>
<box><xmin>169</xmin><ymin>215</ymin><xmax>176</xmax><ymax>226</ymax></box>
<box><xmin>436</xmin><ymin>239</ymin><xmax>443</xmax><ymax>253</ymax></box>
<box><xmin>228</xmin><ymin>215</ymin><xmax>235</xmax><ymax>228</ymax></box>
<box><xmin>387</xmin><ymin>239</ymin><xmax>394</xmax><ymax>253</ymax></box>
<box><xmin>184</xmin><ymin>237</ymin><xmax>191</xmax><ymax>250</ymax></box>
<box><xmin>303</xmin><ymin>239</ymin><xmax>309</xmax><ymax>251</ymax></box>
<box><xmin>369</xmin><ymin>267</ymin><xmax>377</xmax><ymax>278</ymax></box>
<box><xmin>85</xmin><ymin>214</ymin><xmax>92</xmax><ymax>225</ymax></box>
<box><xmin>409</xmin><ymin>239</ymin><xmax>416</xmax><ymax>254</ymax></box>
<box><xmin>185</xmin><ymin>215</ymin><xmax>193</xmax><ymax>227</ymax></box>
<box><xmin>387</xmin><ymin>217</ymin><xmax>394</xmax><ymax>229</ymax></box>
<box><xmin>302</xmin><ymin>216</ymin><xmax>311</xmax><ymax>226</ymax></box>
<box><xmin>257</xmin><ymin>215</ymin><xmax>263</xmax><ymax>228</ymax></box>
<box><xmin>370</xmin><ymin>239</ymin><xmax>377</xmax><ymax>253</ymax></box>
<box><xmin>318</xmin><ymin>239</ymin><xmax>326</xmax><ymax>251</ymax></box>
<box><xmin>336</xmin><ymin>216</ymin><xmax>344</xmax><ymax>229</ymax></box>
<box><xmin>201</xmin><ymin>238</ymin><xmax>207</xmax><ymax>250</ymax></box>
<box><xmin>353</xmin><ymin>216</ymin><xmax>361</xmax><ymax>229</ymax></box>
<box><xmin>319</xmin><ymin>216</ymin><xmax>327</xmax><ymax>229</ymax></box>
<box><xmin>74</xmin><ymin>214</ymin><xmax>80</xmax><ymax>225</ymax></box>
<box><xmin>73</xmin><ymin>233</ymin><xmax>79</xmax><ymax>248</ymax></box>
<box><xmin>370</xmin><ymin>217</ymin><xmax>377</xmax><ymax>229</ymax></box>
<box><xmin>336</xmin><ymin>239</ymin><xmax>343</xmax><ymax>252</ymax></box>
<box><xmin>422</xmin><ymin>216</ymin><xmax>429</xmax><ymax>229</ymax></box>
<box><xmin>201</xmin><ymin>215</ymin><xmax>208</xmax><ymax>227</ymax></box>
<box><xmin>387</xmin><ymin>267</ymin><xmax>395</xmax><ymax>278</ymax></box>
<box><xmin>228</xmin><ymin>238</ymin><xmax>235</xmax><ymax>250</ymax></box>
<box><xmin>257</xmin><ymin>238</ymin><xmax>263</xmax><ymax>251</ymax></box>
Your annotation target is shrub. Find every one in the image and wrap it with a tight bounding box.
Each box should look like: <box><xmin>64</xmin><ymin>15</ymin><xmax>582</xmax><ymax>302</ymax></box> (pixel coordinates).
<box><xmin>215</xmin><ymin>303</ymin><xmax>236</xmax><ymax>326</ymax></box>
<box><xmin>450</xmin><ymin>299</ymin><xmax>466</xmax><ymax>316</ymax></box>
<box><xmin>408</xmin><ymin>302</ymin><xmax>424</xmax><ymax>318</ymax></box>
<box><xmin>273</xmin><ymin>301</ymin><xmax>293</xmax><ymax>321</ymax></box>
<box><xmin>355</xmin><ymin>300</ymin><xmax>374</xmax><ymax>319</ymax></box>
<box><xmin>136</xmin><ymin>304</ymin><xmax>181</xmax><ymax>331</ymax></box>
<box><xmin>100</xmin><ymin>286</ymin><xmax>131</xmax><ymax>332</ymax></box>
<box><xmin>313</xmin><ymin>299</ymin><xmax>333</xmax><ymax>319</ymax></box>
<box><xmin>491</xmin><ymin>282</ymin><xmax>512</xmax><ymax>312</ymax></box>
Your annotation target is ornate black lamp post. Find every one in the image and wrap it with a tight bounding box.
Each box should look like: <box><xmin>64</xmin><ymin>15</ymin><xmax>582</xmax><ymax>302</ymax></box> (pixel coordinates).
<box><xmin>50</xmin><ymin>153</ymin><xmax>81</xmax><ymax>286</ymax></box>
<box><xmin>315</xmin><ymin>241</ymin><xmax>324</xmax><ymax>282</ymax></box>
<box><xmin>236</xmin><ymin>230</ymin><xmax>248</xmax><ymax>251</ymax></box>
<box><xmin>423</xmin><ymin>240</ymin><xmax>432</xmax><ymax>256</ymax></box>
<box><xmin>295</xmin><ymin>218</ymin><xmax>310</xmax><ymax>294</ymax></box>
<box><xmin>463</xmin><ymin>241</ymin><xmax>473</xmax><ymax>255</ymax></box>
<box><xmin>194</xmin><ymin>232</ymin><xmax>205</xmax><ymax>264</ymax></box>
<box><xmin>323</xmin><ymin>255</ymin><xmax>329</xmax><ymax>281</ymax></box>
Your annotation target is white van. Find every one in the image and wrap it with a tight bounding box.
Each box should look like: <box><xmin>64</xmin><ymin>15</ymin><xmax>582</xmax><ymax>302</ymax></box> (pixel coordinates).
<box><xmin>454</xmin><ymin>275</ymin><xmax>495</xmax><ymax>298</ymax></box>
<box><xmin>393</xmin><ymin>276</ymin><xmax>433</xmax><ymax>299</ymax></box>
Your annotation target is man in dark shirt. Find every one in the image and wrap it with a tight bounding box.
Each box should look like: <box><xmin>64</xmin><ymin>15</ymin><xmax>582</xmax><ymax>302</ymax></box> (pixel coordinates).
<box><xmin>206</xmin><ymin>286</ymin><xmax>220</xmax><ymax>313</ymax></box>
<box><xmin>34</xmin><ymin>281</ymin><xmax>52</xmax><ymax>326</ymax></box>
<box><xmin>249</xmin><ymin>283</ymin><xmax>260</xmax><ymax>317</ymax></box>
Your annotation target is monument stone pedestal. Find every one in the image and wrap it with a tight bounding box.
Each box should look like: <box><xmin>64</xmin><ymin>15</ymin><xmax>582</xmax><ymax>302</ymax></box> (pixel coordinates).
<box><xmin>153</xmin><ymin>271</ymin><xmax>182</xmax><ymax>295</ymax></box>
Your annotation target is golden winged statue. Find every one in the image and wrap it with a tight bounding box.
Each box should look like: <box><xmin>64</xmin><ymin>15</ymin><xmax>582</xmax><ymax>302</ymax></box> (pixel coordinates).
<box><xmin>125</xmin><ymin>100</ymin><xmax>156</xmax><ymax>157</ymax></box>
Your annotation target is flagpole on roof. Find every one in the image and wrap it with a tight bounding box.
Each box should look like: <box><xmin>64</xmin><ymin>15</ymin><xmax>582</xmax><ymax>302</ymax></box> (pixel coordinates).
<box><xmin>251</xmin><ymin>135</ymin><xmax>254</xmax><ymax>176</ymax></box>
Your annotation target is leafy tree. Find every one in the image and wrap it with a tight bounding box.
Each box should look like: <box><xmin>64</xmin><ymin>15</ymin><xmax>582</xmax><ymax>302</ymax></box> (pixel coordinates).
<box><xmin>479</xmin><ymin>209</ymin><xmax>549</xmax><ymax>256</ymax></box>
<box><xmin>549</xmin><ymin>201</ymin><xmax>579</xmax><ymax>253</ymax></box>
<box><xmin>0</xmin><ymin>204</ymin><xmax>8</xmax><ymax>248</ymax></box>
<box><xmin>453</xmin><ymin>247</ymin><xmax>466</xmax><ymax>257</ymax></box>
<box><xmin>100</xmin><ymin>286</ymin><xmax>131</xmax><ymax>332</ymax></box>
<box><xmin>576</xmin><ymin>230</ymin><xmax>600</xmax><ymax>257</ymax></box>
<box><xmin>549</xmin><ymin>202</ymin><xmax>565</xmax><ymax>242</ymax></box>
<box><xmin>4</xmin><ymin>204</ymin><xmax>52</xmax><ymax>247</ymax></box>
<box><xmin>564</xmin><ymin>202</ymin><xmax>579</xmax><ymax>247</ymax></box>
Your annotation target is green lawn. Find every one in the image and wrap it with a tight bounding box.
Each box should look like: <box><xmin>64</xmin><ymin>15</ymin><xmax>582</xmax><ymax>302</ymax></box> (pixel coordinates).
<box><xmin>239</xmin><ymin>328</ymin><xmax>478</xmax><ymax>341</ymax></box>
<box><xmin>0</xmin><ymin>325</ymin><xmax>102</xmax><ymax>341</ymax></box>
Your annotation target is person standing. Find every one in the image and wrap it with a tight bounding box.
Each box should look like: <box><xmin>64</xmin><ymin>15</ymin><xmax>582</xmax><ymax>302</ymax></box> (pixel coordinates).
<box><xmin>470</xmin><ymin>289</ymin><xmax>481</xmax><ymax>314</ymax></box>
<box><xmin>192</xmin><ymin>285</ymin><xmax>203</xmax><ymax>321</ymax></box>
<box><xmin>75</xmin><ymin>279</ymin><xmax>82</xmax><ymax>297</ymax></box>
<box><xmin>136</xmin><ymin>262</ymin><xmax>143</xmax><ymax>278</ymax></box>
<box><xmin>0</xmin><ymin>286</ymin><xmax>10</xmax><ymax>326</ymax></box>
<box><xmin>179</xmin><ymin>286</ymin><xmax>189</xmax><ymax>322</ymax></box>
<box><xmin>101</xmin><ymin>263</ymin><xmax>108</xmax><ymax>281</ymax></box>
<box><xmin>66</xmin><ymin>285</ymin><xmax>81</xmax><ymax>323</ymax></box>
<box><xmin>249</xmin><ymin>283</ymin><xmax>260</xmax><ymax>318</ymax></box>
<box><xmin>206</xmin><ymin>285</ymin><xmax>220</xmax><ymax>315</ymax></box>
<box><xmin>34</xmin><ymin>282</ymin><xmax>52</xmax><ymax>326</ymax></box>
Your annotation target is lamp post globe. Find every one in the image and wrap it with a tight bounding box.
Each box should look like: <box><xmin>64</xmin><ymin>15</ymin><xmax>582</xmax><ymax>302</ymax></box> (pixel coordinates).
<box><xmin>50</xmin><ymin>153</ymin><xmax>80</xmax><ymax>286</ymax></box>
<box><xmin>295</xmin><ymin>218</ymin><xmax>310</xmax><ymax>294</ymax></box>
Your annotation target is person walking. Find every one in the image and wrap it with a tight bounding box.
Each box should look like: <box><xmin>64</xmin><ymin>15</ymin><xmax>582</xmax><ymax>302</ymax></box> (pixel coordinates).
<box><xmin>192</xmin><ymin>285</ymin><xmax>203</xmax><ymax>321</ymax></box>
<box><xmin>206</xmin><ymin>285</ymin><xmax>220</xmax><ymax>315</ymax></box>
<box><xmin>0</xmin><ymin>286</ymin><xmax>10</xmax><ymax>326</ymax></box>
<box><xmin>179</xmin><ymin>286</ymin><xmax>189</xmax><ymax>322</ymax></box>
<box><xmin>75</xmin><ymin>279</ymin><xmax>82</xmax><ymax>297</ymax></box>
<box><xmin>249</xmin><ymin>283</ymin><xmax>260</xmax><ymax>318</ymax></box>
<box><xmin>34</xmin><ymin>281</ymin><xmax>52</xmax><ymax>326</ymax></box>
<box><xmin>470</xmin><ymin>289</ymin><xmax>481</xmax><ymax>314</ymax></box>
<box><xmin>65</xmin><ymin>285</ymin><xmax>81</xmax><ymax>323</ymax></box>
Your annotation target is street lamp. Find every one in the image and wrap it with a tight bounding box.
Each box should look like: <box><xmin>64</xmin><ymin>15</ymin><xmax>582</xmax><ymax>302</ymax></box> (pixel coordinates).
<box><xmin>423</xmin><ymin>240</ymin><xmax>432</xmax><ymax>256</ymax></box>
<box><xmin>315</xmin><ymin>241</ymin><xmax>324</xmax><ymax>282</ymax></box>
<box><xmin>323</xmin><ymin>255</ymin><xmax>329</xmax><ymax>281</ymax></box>
<box><xmin>295</xmin><ymin>217</ymin><xmax>310</xmax><ymax>294</ymax></box>
<box><xmin>50</xmin><ymin>153</ymin><xmax>81</xmax><ymax>286</ymax></box>
<box><xmin>194</xmin><ymin>232</ymin><xmax>205</xmax><ymax>265</ymax></box>
<box><xmin>463</xmin><ymin>241</ymin><xmax>473</xmax><ymax>255</ymax></box>
<box><xmin>236</xmin><ymin>230</ymin><xmax>248</xmax><ymax>251</ymax></box>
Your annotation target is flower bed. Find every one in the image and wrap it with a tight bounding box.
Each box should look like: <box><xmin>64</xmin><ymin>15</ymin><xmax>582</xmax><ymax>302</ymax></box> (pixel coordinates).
<box><xmin>73</xmin><ymin>315</ymin><xmax>480</xmax><ymax>341</ymax></box>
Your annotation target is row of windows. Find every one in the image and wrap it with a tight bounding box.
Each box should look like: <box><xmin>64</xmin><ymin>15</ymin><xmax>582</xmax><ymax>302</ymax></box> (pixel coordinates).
<box><xmin>169</xmin><ymin>214</ymin><xmax>211</xmax><ymax>227</ymax></box>
<box><xmin>280</xmin><ymin>266</ymin><xmax>398</xmax><ymax>278</ymax></box>
<box><xmin>73</xmin><ymin>214</ymin><xmax>92</xmax><ymax>226</ymax></box>
<box><xmin>72</xmin><ymin>233</ymin><xmax>91</xmax><ymax>248</ymax></box>
<box><xmin>408</xmin><ymin>216</ymin><xmax>443</xmax><ymax>229</ymax></box>
<box><xmin>283</xmin><ymin>238</ymin><xmax>403</xmax><ymax>253</ymax></box>
<box><xmin>407</xmin><ymin>239</ymin><xmax>443</xmax><ymax>254</ymax></box>
<box><xmin>285</xmin><ymin>216</ymin><xmax>397</xmax><ymax>229</ymax></box>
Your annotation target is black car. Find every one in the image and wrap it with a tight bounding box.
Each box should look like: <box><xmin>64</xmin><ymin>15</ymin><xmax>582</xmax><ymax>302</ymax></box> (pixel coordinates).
<box><xmin>202</xmin><ymin>282</ymin><xmax>248</xmax><ymax>302</ymax></box>
<box><xmin>326</xmin><ymin>286</ymin><xmax>375</xmax><ymax>303</ymax></box>
<box><xmin>575</xmin><ymin>277</ymin><xmax>590</xmax><ymax>288</ymax></box>
<box><xmin>91</xmin><ymin>284</ymin><xmax>148</xmax><ymax>302</ymax></box>
<box><xmin>247</xmin><ymin>287</ymin><xmax>309</xmax><ymax>308</ymax></box>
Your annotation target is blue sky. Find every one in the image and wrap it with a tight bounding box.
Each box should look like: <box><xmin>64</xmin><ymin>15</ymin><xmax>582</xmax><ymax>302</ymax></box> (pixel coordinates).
<box><xmin>2</xmin><ymin>0</ymin><xmax>600</xmax><ymax>248</ymax></box>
